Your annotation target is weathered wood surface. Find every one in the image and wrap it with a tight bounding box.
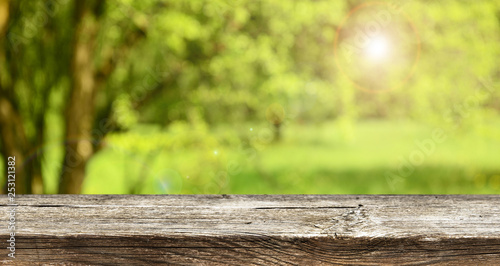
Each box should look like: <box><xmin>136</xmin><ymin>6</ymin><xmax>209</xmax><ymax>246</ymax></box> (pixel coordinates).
<box><xmin>1</xmin><ymin>195</ymin><xmax>500</xmax><ymax>265</ymax></box>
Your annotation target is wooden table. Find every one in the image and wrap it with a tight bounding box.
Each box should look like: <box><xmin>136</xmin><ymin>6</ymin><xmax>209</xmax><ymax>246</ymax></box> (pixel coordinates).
<box><xmin>2</xmin><ymin>195</ymin><xmax>500</xmax><ymax>265</ymax></box>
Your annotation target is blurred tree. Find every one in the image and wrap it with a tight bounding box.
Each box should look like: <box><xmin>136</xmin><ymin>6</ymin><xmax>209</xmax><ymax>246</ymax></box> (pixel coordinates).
<box><xmin>60</xmin><ymin>0</ymin><xmax>150</xmax><ymax>193</ymax></box>
<box><xmin>0</xmin><ymin>0</ymin><xmax>148</xmax><ymax>193</ymax></box>
<box><xmin>58</xmin><ymin>0</ymin><xmax>105</xmax><ymax>193</ymax></box>
<box><xmin>266</xmin><ymin>103</ymin><xmax>285</xmax><ymax>141</ymax></box>
<box><xmin>1</xmin><ymin>0</ymin><xmax>48</xmax><ymax>194</ymax></box>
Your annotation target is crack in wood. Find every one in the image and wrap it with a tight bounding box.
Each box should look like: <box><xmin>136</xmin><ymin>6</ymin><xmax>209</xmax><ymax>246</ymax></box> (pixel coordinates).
<box><xmin>254</xmin><ymin>206</ymin><xmax>358</xmax><ymax>210</ymax></box>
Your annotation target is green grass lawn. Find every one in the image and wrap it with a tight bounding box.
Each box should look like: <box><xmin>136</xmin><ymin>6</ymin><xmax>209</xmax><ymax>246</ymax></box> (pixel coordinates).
<box><xmin>3</xmin><ymin>119</ymin><xmax>499</xmax><ymax>194</ymax></box>
<box><xmin>79</xmin><ymin>119</ymin><xmax>500</xmax><ymax>194</ymax></box>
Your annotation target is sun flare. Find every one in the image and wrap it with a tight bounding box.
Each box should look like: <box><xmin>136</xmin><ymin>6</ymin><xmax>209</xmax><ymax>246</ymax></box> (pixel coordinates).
<box><xmin>365</xmin><ymin>37</ymin><xmax>390</xmax><ymax>60</ymax></box>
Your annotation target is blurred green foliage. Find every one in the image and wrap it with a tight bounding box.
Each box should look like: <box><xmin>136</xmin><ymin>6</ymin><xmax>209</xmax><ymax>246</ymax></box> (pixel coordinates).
<box><xmin>0</xmin><ymin>0</ymin><xmax>499</xmax><ymax>194</ymax></box>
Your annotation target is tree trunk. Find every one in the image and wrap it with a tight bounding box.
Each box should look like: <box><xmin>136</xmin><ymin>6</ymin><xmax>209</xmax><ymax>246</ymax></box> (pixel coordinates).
<box><xmin>58</xmin><ymin>1</ymin><xmax>103</xmax><ymax>194</ymax></box>
<box><xmin>29</xmin><ymin>126</ymin><xmax>45</xmax><ymax>194</ymax></box>
<box><xmin>0</xmin><ymin>0</ymin><xmax>31</xmax><ymax>194</ymax></box>
<box><xmin>0</xmin><ymin>96</ymin><xmax>30</xmax><ymax>193</ymax></box>
<box><xmin>273</xmin><ymin>123</ymin><xmax>282</xmax><ymax>142</ymax></box>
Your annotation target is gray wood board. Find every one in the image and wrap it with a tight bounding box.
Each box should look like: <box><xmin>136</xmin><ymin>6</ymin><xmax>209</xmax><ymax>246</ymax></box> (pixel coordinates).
<box><xmin>1</xmin><ymin>195</ymin><xmax>500</xmax><ymax>265</ymax></box>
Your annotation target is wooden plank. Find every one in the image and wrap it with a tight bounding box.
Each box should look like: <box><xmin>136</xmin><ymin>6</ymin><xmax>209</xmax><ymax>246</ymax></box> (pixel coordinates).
<box><xmin>1</xmin><ymin>195</ymin><xmax>500</xmax><ymax>265</ymax></box>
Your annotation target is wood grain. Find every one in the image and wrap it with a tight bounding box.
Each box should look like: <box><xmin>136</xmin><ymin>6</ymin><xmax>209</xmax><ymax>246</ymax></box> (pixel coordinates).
<box><xmin>1</xmin><ymin>195</ymin><xmax>500</xmax><ymax>265</ymax></box>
